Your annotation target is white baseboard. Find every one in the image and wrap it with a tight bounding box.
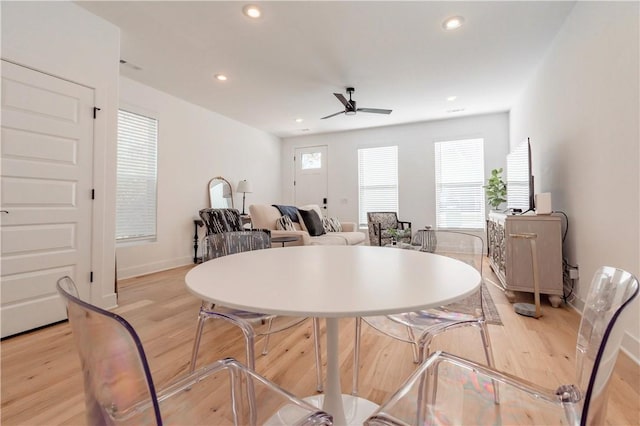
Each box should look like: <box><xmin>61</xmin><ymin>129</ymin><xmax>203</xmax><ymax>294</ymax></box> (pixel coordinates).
<box><xmin>621</xmin><ymin>332</ymin><xmax>640</xmax><ymax>365</ymax></box>
<box><xmin>101</xmin><ymin>292</ymin><xmax>118</xmax><ymax>310</ymax></box>
<box><xmin>117</xmin><ymin>256</ymin><xmax>193</xmax><ymax>280</ymax></box>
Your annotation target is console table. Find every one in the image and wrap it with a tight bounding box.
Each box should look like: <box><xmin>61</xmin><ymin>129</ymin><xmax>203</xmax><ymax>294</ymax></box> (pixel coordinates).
<box><xmin>487</xmin><ymin>212</ymin><xmax>563</xmax><ymax>307</ymax></box>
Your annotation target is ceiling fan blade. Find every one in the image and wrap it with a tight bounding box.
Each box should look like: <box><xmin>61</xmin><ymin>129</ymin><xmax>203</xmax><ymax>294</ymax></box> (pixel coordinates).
<box><xmin>333</xmin><ymin>93</ymin><xmax>350</xmax><ymax>108</ymax></box>
<box><xmin>321</xmin><ymin>111</ymin><xmax>346</xmax><ymax>120</ymax></box>
<box><xmin>357</xmin><ymin>108</ymin><xmax>392</xmax><ymax>115</ymax></box>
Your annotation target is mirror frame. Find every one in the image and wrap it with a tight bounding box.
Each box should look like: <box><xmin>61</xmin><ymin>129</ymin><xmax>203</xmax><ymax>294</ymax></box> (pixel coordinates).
<box><xmin>208</xmin><ymin>176</ymin><xmax>234</xmax><ymax>209</ymax></box>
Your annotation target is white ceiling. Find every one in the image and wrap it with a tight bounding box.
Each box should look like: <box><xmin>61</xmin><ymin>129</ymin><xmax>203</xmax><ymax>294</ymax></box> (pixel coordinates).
<box><xmin>78</xmin><ymin>1</ymin><xmax>575</xmax><ymax>138</ymax></box>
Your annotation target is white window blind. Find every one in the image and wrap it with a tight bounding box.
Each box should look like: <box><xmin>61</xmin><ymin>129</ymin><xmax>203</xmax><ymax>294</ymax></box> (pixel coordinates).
<box><xmin>358</xmin><ymin>146</ymin><xmax>398</xmax><ymax>227</ymax></box>
<box><xmin>434</xmin><ymin>139</ymin><xmax>485</xmax><ymax>229</ymax></box>
<box><xmin>116</xmin><ymin>109</ymin><xmax>158</xmax><ymax>242</ymax></box>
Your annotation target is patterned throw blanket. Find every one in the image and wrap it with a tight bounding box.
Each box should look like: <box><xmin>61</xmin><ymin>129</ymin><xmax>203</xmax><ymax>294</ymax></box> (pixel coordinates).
<box><xmin>272</xmin><ymin>205</ymin><xmax>300</xmax><ymax>223</ymax></box>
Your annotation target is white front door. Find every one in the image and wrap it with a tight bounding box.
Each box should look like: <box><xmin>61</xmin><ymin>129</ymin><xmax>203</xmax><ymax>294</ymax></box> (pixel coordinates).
<box><xmin>1</xmin><ymin>60</ymin><xmax>94</xmax><ymax>337</ymax></box>
<box><xmin>294</xmin><ymin>146</ymin><xmax>328</xmax><ymax>215</ymax></box>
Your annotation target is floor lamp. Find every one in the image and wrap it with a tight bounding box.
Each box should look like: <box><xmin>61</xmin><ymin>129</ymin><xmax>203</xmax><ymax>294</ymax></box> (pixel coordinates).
<box><xmin>510</xmin><ymin>232</ymin><xmax>542</xmax><ymax>318</ymax></box>
<box><xmin>237</xmin><ymin>179</ymin><xmax>252</xmax><ymax>215</ymax></box>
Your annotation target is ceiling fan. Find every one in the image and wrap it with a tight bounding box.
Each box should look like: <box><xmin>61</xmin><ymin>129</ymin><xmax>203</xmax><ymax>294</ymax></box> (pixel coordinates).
<box><xmin>321</xmin><ymin>87</ymin><xmax>392</xmax><ymax>119</ymax></box>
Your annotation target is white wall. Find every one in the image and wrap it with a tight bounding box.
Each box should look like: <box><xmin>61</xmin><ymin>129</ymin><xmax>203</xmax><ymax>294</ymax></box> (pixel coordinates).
<box><xmin>117</xmin><ymin>77</ymin><xmax>282</xmax><ymax>279</ymax></box>
<box><xmin>510</xmin><ymin>2</ymin><xmax>639</xmax><ymax>360</ymax></box>
<box><xmin>282</xmin><ymin>113</ymin><xmax>509</xmax><ymax>237</ymax></box>
<box><xmin>1</xmin><ymin>1</ymin><xmax>120</xmax><ymax>308</ymax></box>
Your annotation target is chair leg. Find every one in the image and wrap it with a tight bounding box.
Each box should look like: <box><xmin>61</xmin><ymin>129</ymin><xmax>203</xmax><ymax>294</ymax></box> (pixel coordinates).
<box><xmin>406</xmin><ymin>326</ymin><xmax>420</xmax><ymax>364</ymax></box>
<box><xmin>191</xmin><ymin>304</ymin><xmax>258</xmax><ymax>370</ymax></box>
<box><xmin>189</xmin><ymin>311</ymin><xmax>208</xmax><ymax>373</ymax></box>
<box><xmin>418</xmin><ymin>333</ymin><xmax>435</xmax><ymax>364</ymax></box>
<box><xmin>479</xmin><ymin>322</ymin><xmax>500</xmax><ymax>404</ymax></box>
<box><xmin>261</xmin><ymin>317</ymin><xmax>275</xmax><ymax>355</ymax></box>
<box><xmin>352</xmin><ymin>317</ymin><xmax>362</xmax><ymax>396</ymax></box>
<box><xmin>313</xmin><ymin>318</ymin><xmax>324</xmax><ymax>393</ymax></box>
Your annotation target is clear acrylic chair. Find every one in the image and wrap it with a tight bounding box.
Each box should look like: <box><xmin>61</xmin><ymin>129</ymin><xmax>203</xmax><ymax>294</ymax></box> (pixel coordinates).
<box><xmin>353</xmin><ymin>231</ymin><xmax>496</xmax><ymax>397</ymax></box>
<box><xmin>365</xmin><ymin>266</ymin><xmax>639</xmax><ymax>426</ymax></box>
<box><xmin>191</xmin><ymin>230</ymin><xmax>324</xmax><ymax>392</ymax></box>
<box><xmin>56</xmin><ymin>276</ymin><xmax>332</xmax><ymax>426</ymax></box>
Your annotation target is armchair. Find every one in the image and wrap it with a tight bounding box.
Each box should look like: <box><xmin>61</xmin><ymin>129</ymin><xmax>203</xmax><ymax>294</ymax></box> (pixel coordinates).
<box><xmin>365</xmin><ymin>266</ymin><xmax>639</xmax><ymax>425</ymax></box>
<box><xmin>367</xmin><ymin>212</ymin><xmax>411</xmax><ymax>246</ymax></box>
<box><xmin>199</xmin><ymin>207</ymin><xmax>244</xmax><ymax>233</ymax></box>
<box><xmin>56</xmin><ymin>276</ymin><xmax>332</xmax><ymax>426</ymax></box>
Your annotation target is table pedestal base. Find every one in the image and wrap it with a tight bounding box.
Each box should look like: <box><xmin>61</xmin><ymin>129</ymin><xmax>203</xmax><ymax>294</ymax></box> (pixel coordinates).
<box><xmin>304</xmin><ymin>394</ymin><xmax>378</xmax><ymax>426</ymax></box>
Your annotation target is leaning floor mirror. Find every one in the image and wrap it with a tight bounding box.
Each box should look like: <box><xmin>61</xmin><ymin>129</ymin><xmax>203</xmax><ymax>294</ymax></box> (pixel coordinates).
<box><xmin>208</xmin><ymin>176</ymin><xmax>234</xmax><ymax>209</ymax></box>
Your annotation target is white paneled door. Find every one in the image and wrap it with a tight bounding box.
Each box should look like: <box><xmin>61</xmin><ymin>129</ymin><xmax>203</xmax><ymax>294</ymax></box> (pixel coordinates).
<box><xmin>294</xmin><ymin>146</ymin><xmax>328</xmax><ymax>214</ymax></box>
<box><xmin>1</xmin><ymin>60</ymin><xmax>94</xmax><ymax>337</ymax></box>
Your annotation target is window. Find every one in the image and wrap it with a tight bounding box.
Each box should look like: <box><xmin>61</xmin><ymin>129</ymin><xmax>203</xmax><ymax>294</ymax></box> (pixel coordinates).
<box><xmin>434</xmin><ymin>138</ymin><xmax>485</xmax><ymax>229</ymax></box>
<box><xmin>358</xmin><ymin>146</ymin><xmax>398</xmax><ymax>227</ymax></box>
<box><xmin>301</xmin><ymin>152</ymin><xmax>321</xmax><ymax>170</ymax></box>
<box><xmin>116</xmin><ymin>109</ymin><xmax>158</xmax><ymax>242</ymax></box>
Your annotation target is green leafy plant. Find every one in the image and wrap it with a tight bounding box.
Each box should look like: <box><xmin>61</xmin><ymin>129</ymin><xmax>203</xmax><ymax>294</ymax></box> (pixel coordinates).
<box><xmin>387</xmin><ymin>228</ymin><xmax>410</xmax><ymax>238</ymax></box>
<box><xmin>484</xmin><ymin>168</ymin><xmax>507</xmax><ymax>210</ymax></box>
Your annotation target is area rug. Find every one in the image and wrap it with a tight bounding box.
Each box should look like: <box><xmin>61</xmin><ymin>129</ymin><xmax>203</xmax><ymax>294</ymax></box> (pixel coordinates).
<box><xmin>481</xmin><ymin>282</ymin><xmax>502</xmax><ymax>325</ymax></box>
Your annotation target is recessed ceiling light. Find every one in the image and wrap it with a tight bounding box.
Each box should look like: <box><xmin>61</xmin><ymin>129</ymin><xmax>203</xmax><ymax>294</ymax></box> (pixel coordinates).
<box><xmin>295</xmin><ymin>118</ymin><xmax>304</xmax><ymax>123</ymax></box>
<box><xmin>447</xmin><ymin>96</ymin><xmax>457</xmax><ymax>101</ymax></box>
<box><xmin>243</xmin><ymin>5</ymin><xmax>261</xmax><ymax>18</ymax></box>
<box><xmin>443</xmin><ymin>16</ymin><xmax>464</xmax><ymax>30</ymax></box>
<box><xmin>214</xmin><ymin>74</ymin><xmax>228</xmax><ymax>81</ymax></box>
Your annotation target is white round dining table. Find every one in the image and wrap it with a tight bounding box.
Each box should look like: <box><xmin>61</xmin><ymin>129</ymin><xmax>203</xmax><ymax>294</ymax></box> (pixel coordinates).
<box><xmin>185</xmin><ymin>245</ymin><xmax>481</xmax><ymax>426</ymax></box>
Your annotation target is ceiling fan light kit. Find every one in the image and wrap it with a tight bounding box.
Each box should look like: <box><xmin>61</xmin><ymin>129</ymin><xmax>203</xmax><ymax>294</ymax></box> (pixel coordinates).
<box><xmin>321</xmin><ymin>87</ymin><xmax>392</xmax><ymax>119</ymax></box>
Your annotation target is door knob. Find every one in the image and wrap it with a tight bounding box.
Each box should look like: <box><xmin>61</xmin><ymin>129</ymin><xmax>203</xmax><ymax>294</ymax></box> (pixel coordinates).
<box><xmin>1</xmin><ymin>210</ymin><xmax>8</xmax><ymax>214</ymax></box>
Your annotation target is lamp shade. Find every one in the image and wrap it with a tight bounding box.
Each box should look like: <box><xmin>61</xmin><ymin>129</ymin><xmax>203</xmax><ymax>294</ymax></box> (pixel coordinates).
<box><xmin>237</xmin><ymin>180</ymin><xmax>252</xmax><ymax>193</ymax></box>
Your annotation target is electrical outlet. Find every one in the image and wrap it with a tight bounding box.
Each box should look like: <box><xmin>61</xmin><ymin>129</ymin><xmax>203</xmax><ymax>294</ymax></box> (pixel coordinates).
<box><xmin>569</xmin><ymin>267</ymin><xmax>579</xmax><ymax>280</ymax></box>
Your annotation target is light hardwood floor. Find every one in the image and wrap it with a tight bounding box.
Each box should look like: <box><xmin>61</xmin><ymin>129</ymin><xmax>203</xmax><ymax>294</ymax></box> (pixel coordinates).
<box><xmin>1</xmin><ymin>261</ymin><xmax>638</xmax><ymax>425</ymax></box>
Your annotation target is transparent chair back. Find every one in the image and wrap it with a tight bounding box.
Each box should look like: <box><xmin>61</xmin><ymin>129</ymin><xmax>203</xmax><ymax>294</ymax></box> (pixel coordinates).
<box><xmin>194</xmin><ymin>230</ymin><xmax>324</xmax><ymax>393</ymax></box>
<box><xmin>364</xmin><ymin>266</ymin><xmax>639</xmax><ymax>426</ymax></box>
<box><xmin>354</xmin><ymin>231</ymin><xmax>493</xmax><ymax>396</ymax></box>
<box><xmin>57</xmin><ymin>276</ymin><xmax>332</xmax><ymax>426</ymax></box>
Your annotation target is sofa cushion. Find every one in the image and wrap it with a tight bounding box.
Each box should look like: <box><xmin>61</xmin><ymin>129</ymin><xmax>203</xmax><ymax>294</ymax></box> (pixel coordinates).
<box><xmin>298</xmin><ymin>208</ymin><xmax>325</xmax><ymax>237</ymax></box>
<box><xmin>249</xmin><ymin>204</ymin><xmax>282</xmax><ymax>230</ymax></box>
<box><xmin>333</xmin><ymin>231</ymin><xmax>366</xmax><ymax>245</ymax></box>
<box><xmin>309</xmin><ymin>232</ymin><xmax>366</xmax><ymax>246</ymax></box>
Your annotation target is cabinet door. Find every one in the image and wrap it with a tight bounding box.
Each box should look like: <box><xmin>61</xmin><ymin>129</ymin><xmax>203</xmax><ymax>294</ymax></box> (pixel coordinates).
<box><xmin>505</xmin><ymin>217</ymin><xmax>562</xmax><ymax>295</ymax></box>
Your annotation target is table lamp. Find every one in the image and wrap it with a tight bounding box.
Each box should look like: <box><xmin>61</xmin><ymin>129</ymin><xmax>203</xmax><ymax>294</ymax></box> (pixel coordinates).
<box><xmin>236</xmin><ymin>179</ymin><xmax>252</xmax><ymax>215</ymax></box>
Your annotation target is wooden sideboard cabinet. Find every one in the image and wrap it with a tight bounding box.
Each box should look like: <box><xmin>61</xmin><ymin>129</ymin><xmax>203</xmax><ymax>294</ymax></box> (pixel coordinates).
<box><xmin>487</xmin><ymin>212</ymin><xmax>563</xmax><ymax>307</ymax></box>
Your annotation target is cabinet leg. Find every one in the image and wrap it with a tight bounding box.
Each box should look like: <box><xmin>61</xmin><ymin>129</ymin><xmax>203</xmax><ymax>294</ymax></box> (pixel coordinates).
<box><xmin>505</xmin><ymin>290</ymin><xmax>516</xmax><ymax>303</ymax></box>
<box><xmin>548</xmin><ymin>295</ymin><xmax>562</xmax><ymax>308</ymax></box>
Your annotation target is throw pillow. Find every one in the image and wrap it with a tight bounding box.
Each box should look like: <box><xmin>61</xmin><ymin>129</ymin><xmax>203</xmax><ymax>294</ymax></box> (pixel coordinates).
<box><xmin>276</xmin><ymin>215</ymin><xmax>295</xmax><ymax>231</ymax></box>
<box><xmin>298</xmin><ymin>209</ymin><xmax>325</xmax><ymax>237</ymax></box>
<box><xmin>322</xmin><ymin>217</ymin><xmax>343</xmax><ymax>233</ymax></box>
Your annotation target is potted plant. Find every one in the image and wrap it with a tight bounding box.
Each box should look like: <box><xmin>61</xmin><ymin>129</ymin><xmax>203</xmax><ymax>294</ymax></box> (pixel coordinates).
<box><xmin>484</xmin><ymin>168</ymin><xmax>507</xmax><ymax>211</ymax></box>
<box><xmin>387</xmin><ymin>227</ymin><xmax>410</xmax><ymax>245</ymax></box>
